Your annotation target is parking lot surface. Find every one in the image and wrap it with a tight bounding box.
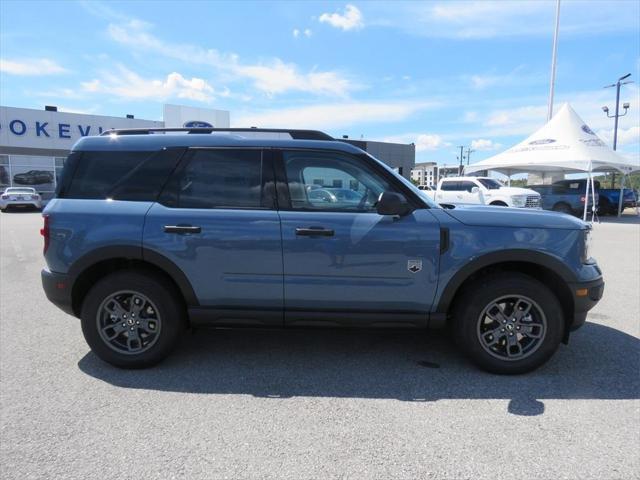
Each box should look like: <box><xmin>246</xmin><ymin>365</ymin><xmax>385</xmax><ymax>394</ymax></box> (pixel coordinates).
<box><xmin>1</xmin><ymin>211</ymin><xmax>639</xmax><ymax>480</ymax></box>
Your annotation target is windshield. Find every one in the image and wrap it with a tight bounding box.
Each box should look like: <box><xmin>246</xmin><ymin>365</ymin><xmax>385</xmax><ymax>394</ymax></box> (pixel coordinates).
<box><xmin>477</xmin><ymin>178</ymin><xmax>503</xmax><ymax>190</ymax></box>
<box><xmin>364</xmin><ymin>153</ymin><xmax>440</xmax><ymax>209</ymax></box>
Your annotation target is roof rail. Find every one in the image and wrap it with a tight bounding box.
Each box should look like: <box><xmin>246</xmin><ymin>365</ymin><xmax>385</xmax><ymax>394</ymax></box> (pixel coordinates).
<box><xmin>100</xmin><ymin>127</ymin><xmax>334</xmax><ymax>141</ymax></box>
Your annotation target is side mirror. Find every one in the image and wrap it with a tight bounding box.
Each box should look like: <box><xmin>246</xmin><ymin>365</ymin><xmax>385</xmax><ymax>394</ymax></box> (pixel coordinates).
<box><xmin>376</xmin><ymin>191</ymin><xmax>411</xmax><ymax>216</ymax></box>
<box><xmin>471</xmin><ymin>186</ymin><xmax>480</xmax><ymax>194</ymax></box>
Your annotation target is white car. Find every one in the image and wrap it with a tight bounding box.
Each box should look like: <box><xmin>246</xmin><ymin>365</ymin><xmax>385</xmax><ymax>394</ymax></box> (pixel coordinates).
<box><xmin>0</xmin><ymin>187</ymin><xmax>43</xmax><ymax>211</ymax></box>
<box><xmin>425</xmin><ymin>177</ymin><xmax>541</xmax><ymax>209</ymax></box>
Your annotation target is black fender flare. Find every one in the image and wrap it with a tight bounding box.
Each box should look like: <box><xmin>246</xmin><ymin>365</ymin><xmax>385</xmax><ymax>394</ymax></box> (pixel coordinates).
<box><xmin>435</xmin><ymin>249</ymin><xmax>577</xmax><ymax>314</ymax></box>
<box><xmin>68</xmin><ymin>245</ymin><xmax>199</xmax><ymax>307</ymax></box>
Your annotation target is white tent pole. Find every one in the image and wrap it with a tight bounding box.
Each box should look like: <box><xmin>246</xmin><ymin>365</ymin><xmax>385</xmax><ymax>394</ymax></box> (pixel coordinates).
<box><xmin>617</xmin><ymin>174</ymin><xmax>625</xmax><ymax>217</ymax></box>
<box><xmin>591</xmin><ymin>174</ymin><xmax>597</xmax><ymax>222</ymax></box>
<box><xmin>547</xmin><ymin>0</ymin><xmax>561</xmax><ymax>120</ymax></box>
<box><xmin>582</xmin><ymin>172</ymin><xmax>590</xmax><ymax>221</ymax></box>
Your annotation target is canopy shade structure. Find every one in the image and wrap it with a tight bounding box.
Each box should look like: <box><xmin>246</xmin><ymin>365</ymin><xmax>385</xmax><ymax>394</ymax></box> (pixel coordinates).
<box><xmin>465</xmin><ymin>103</ymin><xmax>640</xmax><ymax>176</ymax></box>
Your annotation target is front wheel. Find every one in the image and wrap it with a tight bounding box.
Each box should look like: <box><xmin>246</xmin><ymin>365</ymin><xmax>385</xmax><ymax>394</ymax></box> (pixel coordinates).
<box><xmin>80</xmin><ymin>270</ymin><xmax>186</xmax><ymax>368</ymax></box>
<box><xmin>451</xmin><ymin>273</ymin><xmax>564</xmax><ymax>374</ymax></box>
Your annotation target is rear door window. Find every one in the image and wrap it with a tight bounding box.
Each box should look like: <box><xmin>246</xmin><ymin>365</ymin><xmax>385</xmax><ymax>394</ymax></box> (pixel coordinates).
<box><xmin>160</xmin><ymin>149</ymin><xmax>273</xmax><ymax>209</ymax></box>
<box><xmin>440</xmin><ymin>181</ymin><xmax>460</xmax><ymax>191</ymax></box>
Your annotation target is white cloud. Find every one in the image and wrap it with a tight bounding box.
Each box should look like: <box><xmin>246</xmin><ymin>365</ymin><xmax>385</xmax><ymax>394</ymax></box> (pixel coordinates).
<box><xmin>367</xmin><ymin>1</ymin><xmax>639</xmax><ymax>39</ymax></box>
<box><xmin>319</xmin><ymin>4</ymin><xmax>364</xmax><ymax>31</ymax></box>
<box><xmin>81</xmin><ymin>65</ymin><xmax>215</xmax><ymax>102</ymax></box>
<box><xmin>304</xmin><ymin>28</ymin><xmax>313</xmax><ymax>38</ymax></box>
<box><xmin>471</xmin><ymin>139</ymin><xmax>502</xmax><ymax>151</ymax></box>
<box><xmin>596</xmin><ymin>126</ymin><xmax>640</xmax><ymax>147</ymax></box>
<box><xmin>292</xmin><ymin>28</ymin><xmax>300</xmax><ymax>38</ymax></box>
<box><xmin>382</xmin><ymin>132</ymin><xmax>450</xmax><ymax>152</ymax></box>
<box><xmin>107</xmin><ymin>20</ymin><xmax>356</xmax><ymax>97</ymax></box>
<box><xmin>235</xmin><ymin>101</ymin><xmax>434</xmax><ymax>130</ymax></box>
<box><xmin>0</xmin><ymin>58</ymin><xmax>67</xmax><ymax>75</ymax></box>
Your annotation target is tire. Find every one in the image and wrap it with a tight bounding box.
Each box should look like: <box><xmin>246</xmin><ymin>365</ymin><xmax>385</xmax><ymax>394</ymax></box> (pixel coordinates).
<box><xmin>80</xmin><ymin>270</ymin><xmax>186</xmax><ymax>368</ymax></box>
<box><xmin>451</xmin><ymin>273</ymin><xmax>564</xmax><ymax>374</ymax></box>
<box><xmin>489</xmin><ymin>201</ymin><xmax>508</xmax><ymax>207</ymax></box>
<box><xmin>552</xmin><ymin>203</ymin><xmax>573</xmax><ymax>215</ymax></box>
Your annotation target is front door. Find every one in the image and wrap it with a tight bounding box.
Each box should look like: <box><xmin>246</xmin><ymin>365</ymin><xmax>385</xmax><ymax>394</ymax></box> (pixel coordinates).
<box><xmin>277</xmin><ymin>149</ymin><xmax>440</xmax><ymax>327</ymax></box>
<box><xmin>143</xmin><ymin>148</ymin><xmax>283</xmax><ymax>326</ymax></box>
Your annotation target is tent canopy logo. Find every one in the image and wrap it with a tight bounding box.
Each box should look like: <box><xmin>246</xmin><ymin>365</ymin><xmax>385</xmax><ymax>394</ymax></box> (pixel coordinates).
<box><xmin>529</xmin><ymin>138</ymin><xmax>556</xmax><ymax>145</ymax></box>
<box><xmin>581</xmin><ymin>125</ymin><xmax>595</xmax><ymax>135</ymax></box>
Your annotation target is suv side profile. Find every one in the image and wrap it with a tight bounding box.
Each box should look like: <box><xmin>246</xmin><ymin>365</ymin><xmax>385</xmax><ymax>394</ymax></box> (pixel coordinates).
<box><xmin>42</xmin><ymin>128</ymin><xmax>604</xmax><ymax>374</ymax></box>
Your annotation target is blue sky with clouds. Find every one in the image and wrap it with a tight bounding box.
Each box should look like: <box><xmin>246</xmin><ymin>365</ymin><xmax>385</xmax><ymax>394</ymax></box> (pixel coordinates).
<box><xmin>1</xmin><ymin>0</ymin><xmax>638</xmax><ymax>165</ymax></box>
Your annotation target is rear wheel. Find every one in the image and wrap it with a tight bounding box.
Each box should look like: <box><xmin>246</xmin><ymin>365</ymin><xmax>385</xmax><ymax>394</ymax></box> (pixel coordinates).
<box><xmin>80</xmin><ymin>270</ymin><xmax>186</xmax><ymax>368</ymax></box>
<box><xmin>451</xmin><ymin>273</ymin><xmax>564</xmax><ymax>374</ymax></box>
<box><xmin>552</xmin><ymin>202</ymin><xmax>573</xmax><ymax>215</ymax></box>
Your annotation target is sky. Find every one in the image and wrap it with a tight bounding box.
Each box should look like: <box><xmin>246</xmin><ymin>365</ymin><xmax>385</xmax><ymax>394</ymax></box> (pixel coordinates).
<box><xmin>1</xmin><ymin>0</ymin><xmax>639</xmax><ymax>166</ymax></box>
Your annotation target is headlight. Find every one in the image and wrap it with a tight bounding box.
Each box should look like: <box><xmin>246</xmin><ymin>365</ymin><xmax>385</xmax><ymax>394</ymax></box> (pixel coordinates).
<box><xmin>582</xmin><ymin>229</ymin><xmax>593</xmax><ymax>263</ymax></box>
<box><xmin>511</xmin><ymin>195</ymin><xmax>527</xmax><ymax>207</ymax></box>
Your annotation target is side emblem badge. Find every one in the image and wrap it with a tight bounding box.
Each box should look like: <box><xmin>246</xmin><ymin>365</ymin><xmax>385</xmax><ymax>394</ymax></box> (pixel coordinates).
<box><xmin>408</xmin><ymin>259</ymin><xmax>422</xmax><ymax>273</ymax></box>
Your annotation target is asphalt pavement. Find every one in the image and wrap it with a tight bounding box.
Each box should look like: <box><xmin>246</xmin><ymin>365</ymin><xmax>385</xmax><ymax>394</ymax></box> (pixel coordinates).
<box><xmin>1</xmin><ymin>210</ymin><xmax>638</xmax><ymax>479</ymax></box>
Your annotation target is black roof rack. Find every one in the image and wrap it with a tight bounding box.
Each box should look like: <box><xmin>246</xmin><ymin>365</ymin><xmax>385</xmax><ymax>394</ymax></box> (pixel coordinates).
<box><xmin>100</xmin><ymin>127</ymin><xmax>334</xmax><ymax>141</ymax></box>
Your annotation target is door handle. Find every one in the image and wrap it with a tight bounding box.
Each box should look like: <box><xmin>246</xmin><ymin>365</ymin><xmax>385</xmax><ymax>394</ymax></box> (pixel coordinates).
<box><xmin>295</xmin><ymin>227</ymin><xmax>335</xmax><ymax>237</ymax></box>
<box><xmin>164</xmin><ymin>225</ymin><xmax>202</xmax><ymax>234</ymax></box>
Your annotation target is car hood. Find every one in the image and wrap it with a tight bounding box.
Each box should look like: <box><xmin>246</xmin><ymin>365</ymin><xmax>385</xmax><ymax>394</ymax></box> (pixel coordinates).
<box><xmin>443</xmin><ymin>205</ymin><xmax>587</xmax><ymax>229</ymax></box>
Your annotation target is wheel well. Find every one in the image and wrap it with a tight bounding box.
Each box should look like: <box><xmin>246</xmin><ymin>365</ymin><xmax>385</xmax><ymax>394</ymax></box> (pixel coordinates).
<box><xmin>489</xmin><ymin>201</ymin><xmax>508</xmax><ymax>206</ymax></box>
<box><xmin>71</xmin><ymin>258</ymin><xmax>187</xmax><ymax>317</ymax></box>
<box><xmin>553</xmin><ymin>201</ymin><xmax>571</xmax><ymax>210</ymax></box>
<box><xmin>447</xmin><ymin>261</ymin><xmax>574</xmax><ymax>339</ymax></box>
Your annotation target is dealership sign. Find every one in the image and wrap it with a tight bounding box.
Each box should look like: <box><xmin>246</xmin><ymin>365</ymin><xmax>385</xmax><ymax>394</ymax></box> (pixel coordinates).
<box><xmin>0</xmin><ymin>106</ymin><xmax>162</xmax><ymax>151</ymax></box>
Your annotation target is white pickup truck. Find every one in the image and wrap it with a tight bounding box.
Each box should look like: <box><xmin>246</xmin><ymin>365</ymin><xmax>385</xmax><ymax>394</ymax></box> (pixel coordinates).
<box><xmin>423</xmin><ymin>176</ymin><xmax>541</xmax><ymax>209</ymax></box>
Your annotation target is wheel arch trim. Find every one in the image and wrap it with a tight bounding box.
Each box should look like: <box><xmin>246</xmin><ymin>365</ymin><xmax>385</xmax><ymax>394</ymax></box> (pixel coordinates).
<box><xmin>435</xmin><ymin>249</ymin><xmax>576</xmax><ymax>314</ymax></box>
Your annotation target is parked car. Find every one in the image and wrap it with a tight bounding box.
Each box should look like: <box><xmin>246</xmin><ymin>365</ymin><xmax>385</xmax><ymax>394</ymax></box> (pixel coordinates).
<box><xmin>0</xmin><ymin>187</ymin><xmax>42</xmax><ymax>211</ymax></box>
<box><xmin>528</xmin><ymin>183</ymin><xmax>598</xmax><ymax>217</ymax></box>
<box><xmin>417</xmin><ymin>184</ymin><xmax>435</xmax><ymax>191</ymax></box>
<box><xmin>13</xmin><ymin>170</ymin><xmax>54</xmax><ymax>185</ymax></box>
<box><xmin>41</xmin><ymin>128</ymin><xmax>603</xmax><ymax>374</ymax></box>
<box><xmin>307</xmin><ymin>187</ymin><xmax>364</xmax><ymax>206</ymax></box>
<box><xmin>425</xmin><ymin>176</ymin><xmax>541</xmax><ymax>209</ymax></box>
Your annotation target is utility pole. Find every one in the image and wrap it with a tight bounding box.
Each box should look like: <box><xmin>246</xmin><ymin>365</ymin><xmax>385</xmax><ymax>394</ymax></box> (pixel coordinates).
<box><xmin>465</xmin><ymin>148</ymin><xmax>475</xmax><ymax>166</ymax></box>
<box><xmin>602</xmin><ymin>73</ymin><xmax>632</xmax><ymax>187</ymax></box>
<box><xmin>457</xmin><ymin>146</ymin><xmax>465</xmax><ymax>175</ymax></box>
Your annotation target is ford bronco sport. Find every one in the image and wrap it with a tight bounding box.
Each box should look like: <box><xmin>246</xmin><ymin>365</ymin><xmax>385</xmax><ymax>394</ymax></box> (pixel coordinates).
<box><xmin>41</xmin><ymin>128</ymin><xmax>604</xmax><ymax>374</ymax></box>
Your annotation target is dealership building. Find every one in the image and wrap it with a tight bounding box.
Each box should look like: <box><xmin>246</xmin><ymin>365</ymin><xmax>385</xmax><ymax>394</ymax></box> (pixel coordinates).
<box><xmin>0</xmin><ymin>104</ymin><xmax>415</xmax><ymax>201</ymax></box>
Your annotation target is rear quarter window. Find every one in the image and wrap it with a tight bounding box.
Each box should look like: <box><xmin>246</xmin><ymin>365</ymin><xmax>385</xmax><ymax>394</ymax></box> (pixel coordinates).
<box><xmin>59</xmin><ymin>149</ymin><xmax>184</xmax><ymax>201</ymax></box>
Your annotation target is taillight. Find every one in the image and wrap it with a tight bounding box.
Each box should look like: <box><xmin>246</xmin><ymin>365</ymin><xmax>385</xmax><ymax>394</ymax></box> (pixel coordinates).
<box><xmin>580</xmin><ymin>196</ymin><xmax>585</xmax><ymax>202</ymax></box>
<box><xmin>31</xmin><ymin>195</ymin><xmax>39</xmax><ymax>200</ymax></box>
<box><xmin>40</xmin><ymin>215</ymin><xmax>50</xmax><ymax>254</ymax></box>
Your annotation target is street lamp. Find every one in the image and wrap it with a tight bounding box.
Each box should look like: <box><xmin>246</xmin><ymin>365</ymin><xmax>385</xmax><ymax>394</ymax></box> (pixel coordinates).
<box><xmin>602</xmin><ymin>73</ymin><xmax>633</xmax><ymax>207</ymax></box>
<box><xmin>465</xmin><ymin>148</ymin><xmax>476</xmax><ymax>166</ymax></box>
<box><xmin>602</xmin><ymin>73</ymin><xmax>632</xmax><ymax>152</ymax></box>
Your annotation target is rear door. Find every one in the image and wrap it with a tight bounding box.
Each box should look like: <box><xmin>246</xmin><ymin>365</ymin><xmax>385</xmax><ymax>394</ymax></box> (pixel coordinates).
<box><xmin>436</xmin><ymin>180</ymin><xmax>460</xmax><ymax>203</ymax></box>
<box><xmin>143</xmin><ymin>148</ymin><xmax>283</xmax><ymax>326</ymax></box>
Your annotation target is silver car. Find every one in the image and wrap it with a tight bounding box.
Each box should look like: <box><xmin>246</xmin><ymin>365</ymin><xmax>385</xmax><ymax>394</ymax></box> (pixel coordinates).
<box><xmin>0</xmin><ymin>187</ymin><xmax>42</xmax><ymax>211</ymax></box>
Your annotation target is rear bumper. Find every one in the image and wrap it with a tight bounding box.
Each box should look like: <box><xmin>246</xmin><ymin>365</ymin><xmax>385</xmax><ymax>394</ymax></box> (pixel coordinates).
<box><xmin>41</xmin><ymin>268</ymin><xmax>75</xmax><ymax>316</ymax></box>
<box><xmin>568</xmin><ymin>277</ymin><xmax>605</xmax><ymax>331</ymax></box>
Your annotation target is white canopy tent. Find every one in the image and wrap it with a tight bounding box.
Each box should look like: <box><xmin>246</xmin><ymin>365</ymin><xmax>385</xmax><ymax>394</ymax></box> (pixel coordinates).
<box><xmin>465</xmin><ymin>103</ymin><xmax>640</xmax><ymax>220</ymax></box>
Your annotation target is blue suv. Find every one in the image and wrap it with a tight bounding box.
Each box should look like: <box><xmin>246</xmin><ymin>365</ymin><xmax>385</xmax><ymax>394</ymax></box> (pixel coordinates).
<box><xmin>41</xmin><ymin>128</ymin><xmax>604</xmax><ymax>374</ymax></box>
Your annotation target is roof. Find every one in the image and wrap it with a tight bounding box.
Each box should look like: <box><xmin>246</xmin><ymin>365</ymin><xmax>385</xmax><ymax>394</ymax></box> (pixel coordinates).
<box><xmin>72</xmin><ymin>131</ymin><xmax>366</xmax><ymax>155</ymax></box>
<box><xmin>465</xmin><ymin>103</ymin><xmax>640</xmax><ymax>175</ymax></box>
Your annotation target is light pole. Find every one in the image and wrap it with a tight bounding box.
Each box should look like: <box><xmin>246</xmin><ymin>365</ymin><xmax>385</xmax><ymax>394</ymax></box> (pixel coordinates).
<box><xmin>602</xmin><ymin>73</ymin><xmax>632</xmax><ymax>188</ymax></box>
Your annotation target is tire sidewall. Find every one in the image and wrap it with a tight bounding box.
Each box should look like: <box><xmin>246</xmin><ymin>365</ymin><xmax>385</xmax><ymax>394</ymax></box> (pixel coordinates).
<box><xmin>452</xmin><ymin>273</ymin><xmax>564</xmax><ymax>374</ymax></box>
<box><xmin>80</xmin><ymin>270</ymin><xmax>185</xmax><ymax>368</ymax></box>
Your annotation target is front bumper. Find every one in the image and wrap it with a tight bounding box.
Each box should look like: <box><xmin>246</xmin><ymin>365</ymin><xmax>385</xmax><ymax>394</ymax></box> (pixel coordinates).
<box><xmin>567</xmin><ymin>276</ymin><xmax>605</xmax><ymax>331</ymax></box>
<box><xmin>41</xmin><ymin>268</ymin><xmax>75</xmax><ymax>316</ymax></box>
